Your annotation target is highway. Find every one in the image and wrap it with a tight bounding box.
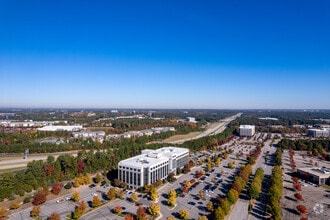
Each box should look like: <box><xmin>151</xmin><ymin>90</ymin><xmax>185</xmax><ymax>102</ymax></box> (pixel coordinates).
<box><xmin>168</xmin><ymin>113</ymin><xmax>242</xmax><ymax>144</ymax></box>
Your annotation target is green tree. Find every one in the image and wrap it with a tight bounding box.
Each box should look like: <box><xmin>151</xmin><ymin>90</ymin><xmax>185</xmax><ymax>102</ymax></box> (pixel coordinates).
<box><xmin>227</xmin><ymin>189</ymin><xmax>239</xmax><ymax>204</ymax></box>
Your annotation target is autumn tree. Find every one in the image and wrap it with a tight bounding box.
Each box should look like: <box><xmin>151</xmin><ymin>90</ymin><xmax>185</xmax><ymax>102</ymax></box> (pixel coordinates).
<box><xmin>116</xmin><ymin>189</ymin><xmax>124</xmax><ymax>199</ymax></box>
<box><xmin>150</xmin><ymin>187</ymin><xmax>158</xmax><ymax>201</ymax></box>
<box><xmin>297</xmin><ymin>205</ymin><xmax>307</xmax><ymax>215</ymax></box>
<box><xmin>294</xmin><ymin>193</ymin><xmax>303</xmax><ymax>201</ymax></box>
<box><xmin>73</xmin><ymin>201</ymin><xmax>87</xmax><ymax>220</ymax></box>
<box><xmin>107</xmin><ymin>188</ymin><xmax>116</xmax><ymax>200</ymax></box>
<box><xmin>167</xmin><ymin>196</ymin><xmax>176</xmax><ymax>207</ymax></box>
<box><xmin>48</xmin><ymin>212</ymin><xmax>61</xmax><ymax>220</ymax></box>
<box><xmin>168</xmin><ymin>189</ymin><xmax>177</xmax><ymax>199</ymax></box>
<box><xmin>51</xmin><ymin>182</ymin><xmax>62</xmax><ymax>195</ymax></box>
<box><xmin>30</xmin><ymin>206</ymin><xmax>41</xmax><ymax>217</ymax></box>
<box><xmin>113</xmin><ymin>205</ymin><xmax>122</xmax><ymax>213</ymax></box>
<box><xmin>227</xmin><ymin>189</ymin><xmax>239</xmax><ymax>204</ymax></box>
<box><xmin>71</xmin><ymin>191</ymin><xmax>80</xmax><ymax>202</ymax></box>
<box><xmin>91</xmin><ymin>195</ymin><xmax>101</xmax><ymax>207</ymax></box>
<box><xmin>136</xmin><ymin>206</ymin><xmax>147</xmax><ymax>220</ymax></box>
<box><xmin>32</xmin><ymin>190</ymin><xmax>47</xmax><ymax>205</ymax></box>
<box><xmin>125</xmin><ymin>213</ymin><xmax>134</xmax><ymax>220</ymax></box>
<box><xmin>131</xmin><ymin>193</ymin><xmax>138</xmax><ymax>203</ymax></box>
<box><xmin>206</xmin><ymin>201</ymin><xmax>214</xmax><ymax>212</ymax></box>
<box><xmin>179</xmin><ymin>209</ymin><xmax>189</xmax><ymax>220</ymax></box>
<box><xmin>213</xmin><ymin>206</ymin><xmax>225</xmax><ymax>220</ymax></box>
<box><xmin>10</xmin><ymin>201</ymin><xmax>20</xmax><ymax>209</ymax></box>
<box><xmin>148</xmin><ymin>203</ymin><xmax>160</xmax><ymax>216</ymax></box>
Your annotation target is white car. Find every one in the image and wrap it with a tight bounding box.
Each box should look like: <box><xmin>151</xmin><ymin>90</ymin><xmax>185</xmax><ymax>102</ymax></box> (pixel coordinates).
<box><xmin>91</xmin><ymin>193</ymin><xmax>98</xmax><ymax>197</ymax></box>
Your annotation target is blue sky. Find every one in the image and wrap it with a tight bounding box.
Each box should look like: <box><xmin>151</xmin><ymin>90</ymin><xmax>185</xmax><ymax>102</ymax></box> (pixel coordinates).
<box><xmin>1</xmin><ymin>0</ymin><xmax>329</xmax><ymax>109</ymax></box>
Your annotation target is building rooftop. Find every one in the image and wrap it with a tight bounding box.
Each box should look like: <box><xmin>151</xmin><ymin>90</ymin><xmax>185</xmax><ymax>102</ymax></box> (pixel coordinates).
<box><xmin>298</xmin><ymin>167</ymin><xmax>330</xmax><ymax>178</ymax></box>
<box><xmin>119</xmin><ymin>147</ymin><xmax>188</xmax><ymax>168</ymax></box>
<box><xmin>239</xmin><ymin>125</ymin><xmax>255</xmax><ymax>129</ymax></box>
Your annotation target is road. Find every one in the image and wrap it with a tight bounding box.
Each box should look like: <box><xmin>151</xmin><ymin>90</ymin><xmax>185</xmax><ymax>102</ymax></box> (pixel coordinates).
<box><xmin>228</xmin><ymin>139</ymin><xmax>279</xmax><ymax>220</ymax></box>
<box><xmin>0</xmin><ymin>153</ymin><xmax>78</xmax><ymax>170</ymax></box>
<box><xmin>169</xmin><ymin>113</ymin><xmax>242</xmax><ymax>144</ymax></box>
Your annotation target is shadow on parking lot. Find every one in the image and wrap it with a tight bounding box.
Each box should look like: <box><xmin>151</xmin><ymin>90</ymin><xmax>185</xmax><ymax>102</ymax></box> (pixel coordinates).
<box><xmin>284</xmin><ymin>196</ymin><xmax>296</xmax><ymax>202</ymax></box>
<box><xmin>283</xmin><ymin>207</ymin><xmax>300</xmax><ymax>215</ymax></box>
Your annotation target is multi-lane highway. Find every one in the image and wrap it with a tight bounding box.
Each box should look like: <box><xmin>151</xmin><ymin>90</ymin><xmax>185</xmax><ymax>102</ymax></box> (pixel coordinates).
<box><xmin>168</xmin><ymin>113</ymin><xmax>242</xmax><ymax>144</ymax></box>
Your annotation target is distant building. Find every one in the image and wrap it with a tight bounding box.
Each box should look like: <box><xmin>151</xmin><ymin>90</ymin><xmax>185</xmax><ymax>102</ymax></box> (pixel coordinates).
<box><xmin>37</xmin><ymin>125</ymin><xmax>82</xmax><ymax>132</ymax></box>
<box><xmin>259</xmin><ymin>117</ymin><xmax>278</xmax><ymax>121</ymax></box>
<box><xmin>186</xmin><ymin>117</ymin><xmax>196</xmax><ymax>123</ymax></box>
<box><xmin>297</xmin><ymin>167</ymin><xmax>330</xmax><ymax>185</ymax></box>
<box><xmin>239</xmin><ymin>125</ymin><xmax>255</xmax><ymax>137</ymax></box>
<box><xmin>307</xmin><ymin>129</ymin><xmax>330</xmax><ymax>137</ymax></box>
<box><xmin>118</xmin><ymin>147</ymin><xmax>189</xmax><ymax>189</ymax></box>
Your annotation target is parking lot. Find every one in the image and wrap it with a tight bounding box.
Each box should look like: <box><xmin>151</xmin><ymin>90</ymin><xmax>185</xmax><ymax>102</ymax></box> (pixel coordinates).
<box><xmin>282</xmin><ymin>150</ymin><xmax>330</xmax><ymax>220</ymax></box>
<box><xmin>10</xmin><ymin>133</ymin><xmax>272</xmax><ymax>220</ymax></box>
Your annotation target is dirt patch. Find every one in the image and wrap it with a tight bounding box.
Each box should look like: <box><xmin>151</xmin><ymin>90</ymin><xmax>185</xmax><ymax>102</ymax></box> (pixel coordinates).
<box><xmin>163</xmin><ymin>132</ymin><xmax>200</xmax><ymax>142</ymax></box>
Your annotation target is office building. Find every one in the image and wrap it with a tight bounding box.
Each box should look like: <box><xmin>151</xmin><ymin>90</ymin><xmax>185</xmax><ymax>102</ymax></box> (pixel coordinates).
<box><xmin>307</xmin><ymin>129</ymin><xmax>330</xmax><ymax>137</ymax></box>
<box><xmin>118</xmin><ymin>147</ymin><xmax>189</xmax><ymax>189</ymax></box>
<box><xmin>239</xmin><ymin>125</ymin><xmax>255</xmax><ymax>136</ymax></box>
<box><xmin>297</xmin><ymin>167</ymin><xmax>330</xmax><ymax>185</ymax></box>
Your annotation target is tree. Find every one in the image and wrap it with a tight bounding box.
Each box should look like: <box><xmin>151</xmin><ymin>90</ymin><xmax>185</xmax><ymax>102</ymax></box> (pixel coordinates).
<box><xmin>10</xmin><ymin>201</ymin><xmax>20</xmax><ymax>209</ymax></box>
<box><xmin>131</xmin><ymin>193</ymin><xmax>138</xmax><ymax>203</ymax></box>
<box><xmin>227</xmin><ymin>189</ymin><xmax>239</xmax><ymax>204</ymax></box>
<box><xmin>136</xmin><ymin>206</ymin><xmax>147</xmax><ymax>220</ymax></box>
<box><xmin>94</xmin><ymin>173</ymin><xmax>102</xmax><ymax>183</ymax></box>
<box><xmin>167</xmin><ymin>217</ymin><xmax>175</xmax><ymax>220</ymax></box>
<box><xmin>78</xmin><ymin>200</ymin><xmax>87</xmax><ymax>213</ymax></box>
<box><xmin>150</xmin><ymin>187</ymin><xmax>158</xmax><ymax>201</ymax></box>
<box><xmin>249</xmin><ymin>181</ymin><xmax>261</xmax><ymax>200</ymax></box>
<box><xmin>91</xmin><ymin>195</ymin><xmax>101</xmax><ymax>207</ymax></box>
<box><xmin>73</xmin><ymin>201</ymin><xmax>87</xmax><ymax>219</ymax></box>
<box><xmin>214</xmin><ymin>206</ymin><xmax>225</xmax><ymax>220</ymax></box>
<box><xmin>30</xmin><ymin>206</ymin><xmax>41</xmax><ymax>217</ymax></box>
<box><xmin>51</xmin><ymin>182</ymin><xmax>62</xmax><ymax>195</ymax></box>
<box><xmin>294</xmin><ymin>193</ymin><xmax>303</xmax><ymax>200</ymax></box>
<box><xmin>32</xmin><ymin>190</ymin><xmax>47</xmax><ymax>205</ymax></box>
<box><xmin>107</xmin><ymin>188</ymin><xmax>116</xmax><ymax>200</ymax></box>
<box><xmin>113</xmin><ymin>205</ymin><xmax>122</xmax><ymax>214</ymax></box>
<box><xmin>116</xmin><ymin>189</ymin><xmax>124</xmax><ymax>199</ymax></box>
<box><xmin>167</xmin><ymin>196</ymin><xmax>176</xmax><ymax>207</ymax></box>
<box><xmin>294</xmin><ymin>183</ymin><xmax>302</xmax><ymax>191</ymax></box>
<box><xmin>220</xmin><ymin>199</ymin><xmax>231</xmax><ymax>215</ymax></box>
<box><xmin>148</xmin><ymin>203</ymin><xmax>160</xmax><ymax>216</ymax></box>
<box><xmin>206</xmin><ymin>201</ymin><xmax>214</xmax><ymax>212</ymax></box>
<box><xmin>179</xmin><ymin>209</ymin><xmax>189</xmax><ymax>220</ymax></box>
<box><xmin>297</xmin><ymin>205</ymin><xmax>307</xmax><ymax>215</ymax></box>
<box><xmin>125</xmin><ymin>213</ymin><xmax>134</xmax><ymax>220</ymax></box>
<box><xmin>48</xmin><ymin>212</ymin><xmax>61</xmax><ymax>220</ymax></box>
<box><xmin>168</xmin><ymin>189</ymin><xmax>177</xmax><ymax>199</ymax></box>
<box><xmin>71</xmin><ymin>191</ymin><xmax>80</xmax><ymax>202</ymax></box>
<box><xmin>198</xmin><ymin>215</ymin><xmax>208</xmax><ymax>220</ymax></box>
<box><xmin>199</xmin><ymin>190</ymin><xmax>204</xmax><ymax>198</ymax></box>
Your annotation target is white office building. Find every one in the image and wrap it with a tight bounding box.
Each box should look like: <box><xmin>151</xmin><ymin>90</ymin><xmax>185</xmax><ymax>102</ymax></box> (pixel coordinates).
<box><xmin>239</xmin><ymin>125</ymin><xmax>255</xmax><ymax>137</ymax></box>
<box><xmin>118</xmin><ymin>147</ymin><xmax>189</xmax><ymax>189</ymax></box>
<box><xmin>307</xmin><ymin>129</ymin><xmax>330</xmax><ymax>137</ymax></box>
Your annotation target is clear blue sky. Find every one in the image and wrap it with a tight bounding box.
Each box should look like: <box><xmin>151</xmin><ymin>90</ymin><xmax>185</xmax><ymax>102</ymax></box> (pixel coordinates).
<box><xmin>1</xmin><ymin>0</ymin><xmax>329</xmax><ymax>109</ymax></box>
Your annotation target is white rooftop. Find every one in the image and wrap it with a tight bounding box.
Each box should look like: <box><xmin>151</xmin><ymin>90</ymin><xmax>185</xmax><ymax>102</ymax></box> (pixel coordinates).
<box><xmin>239</xmin><ymin>125</ymin><xmax>255</xmax><ymax>129</ymax></box>
<box><xmin>119</xmin><ymin>147</ymin><xmax>188</xmax><ymax>168</ymax></box>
